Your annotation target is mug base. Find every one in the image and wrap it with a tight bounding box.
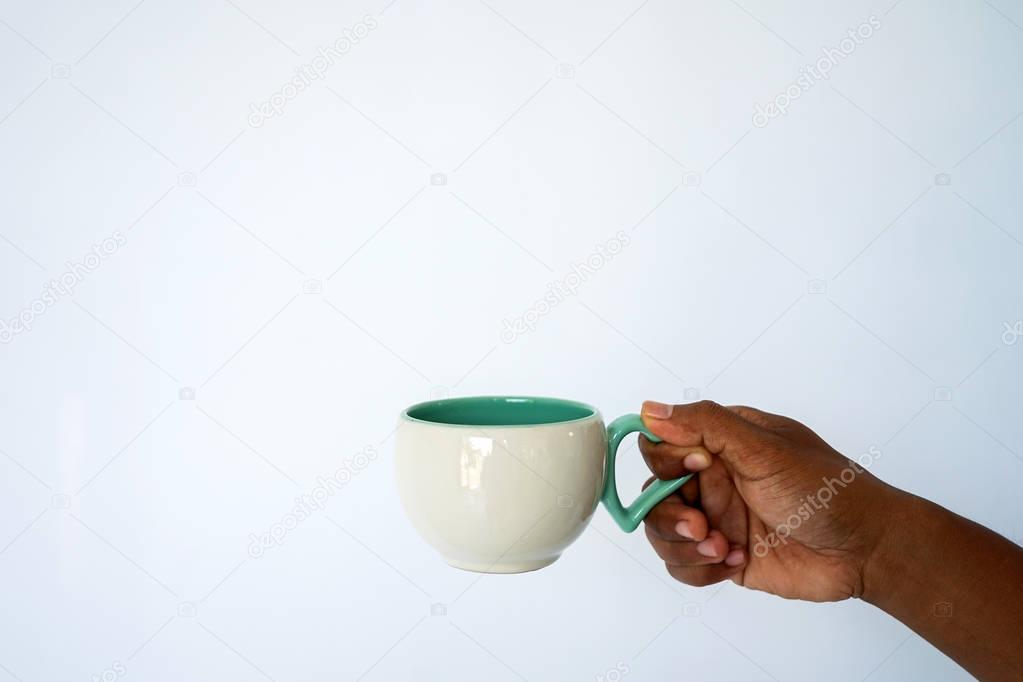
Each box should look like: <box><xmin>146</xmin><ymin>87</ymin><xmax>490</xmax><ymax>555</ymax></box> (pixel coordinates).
<box><xmin>445</xmin><ymin>555</ymin><xmax>559</xmax><ymax>574</ymax></box>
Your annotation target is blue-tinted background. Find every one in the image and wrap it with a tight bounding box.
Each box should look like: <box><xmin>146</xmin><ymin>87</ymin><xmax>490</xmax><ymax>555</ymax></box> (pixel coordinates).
<box><xmin>0</xmin><ymin>0</ymin><xmax>1021</xmax><ymax>679</ymax></box>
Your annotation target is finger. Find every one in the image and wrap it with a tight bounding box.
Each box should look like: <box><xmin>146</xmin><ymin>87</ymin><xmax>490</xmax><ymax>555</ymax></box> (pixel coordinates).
<box><xmin>679</xmin><ymin>475</ymin><xmax>700</xmax><ymax>506</ymax></box>
<box><xmin>638</xmin><ymin>436</ymin><xmax>713</xmax><ymax>480</ymax></box>
<box><xmin>640</xmin><ymin>475</ymin><xmax>700</xmax><ymax>516</ymax></box>
<box><xmin>644</xmin><ymin>527</ymin><xmax>731</xmax><ymax>566</ymax></box>
<box><xmin>665</xmin><ymin>555</ymin><xmax>746</xmax><ymax>588</ymax></box>
<box><xmin>641</xmin><ymin>400</ymin><xmax>764</xmax><ymax>473</ymax></box>
<box><xmin>642</xmin><ymin>491</ymin><xmax>708</xmax><ymax>541</ymax></box>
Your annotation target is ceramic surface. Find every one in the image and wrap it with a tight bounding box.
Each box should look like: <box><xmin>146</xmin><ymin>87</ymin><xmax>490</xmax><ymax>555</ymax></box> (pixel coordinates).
<box><xmin>395</xmin><ymin>396</ymin><xmax>690</xmax><ymax>573</ymax></box>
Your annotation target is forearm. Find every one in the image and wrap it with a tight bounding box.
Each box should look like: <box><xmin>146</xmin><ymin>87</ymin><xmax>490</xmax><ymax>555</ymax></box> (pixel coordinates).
<box><xmin>862</xmin><ymin>490</ymin><xmax>1023</xmax><ymax>680</ymax></box>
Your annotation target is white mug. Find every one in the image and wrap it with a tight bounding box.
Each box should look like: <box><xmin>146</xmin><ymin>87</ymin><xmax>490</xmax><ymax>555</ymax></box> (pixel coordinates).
<box><xmin>395</xmin><ymin>396</ymin><xmax>691</xmax><ymax>573</ymax></box>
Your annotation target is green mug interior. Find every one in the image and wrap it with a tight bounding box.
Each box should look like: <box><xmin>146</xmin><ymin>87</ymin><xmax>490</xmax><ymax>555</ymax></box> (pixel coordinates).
<box><xmin>404</xmin><ymin>396</ymin><xmax>597</xmax><ymax>427</ymax></box>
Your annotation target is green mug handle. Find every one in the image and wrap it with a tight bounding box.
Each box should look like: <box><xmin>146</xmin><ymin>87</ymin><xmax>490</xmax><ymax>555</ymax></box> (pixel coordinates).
<box><xmin>601</xmin><ymin>414</ymin><xmax>693</xmax><ymax>532</ymax></box>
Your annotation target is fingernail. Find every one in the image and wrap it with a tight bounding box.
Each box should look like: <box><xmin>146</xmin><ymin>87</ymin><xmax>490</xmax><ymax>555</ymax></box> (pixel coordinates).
<box><xmin>696</xmin><ymin>539</ymin><xmax>718</xmax><ymax>557</ymax></box>
<box><xmin>642</xmin><ymin>401</ymin><xmax>673</xmax><ymax>419</ymax></box>
<box><xmin>725</xmin><ymin>549</ymin><xmax>745</xmax><ymax>567</ymax></box>
<box><xmin>675</xmin><ymin>521</ymin><xmax>693</xmax><ymax>539</ymax></box>
<box><xmin>683</xmin><ymin>452</ymin><xmax>710</xmax><ymax>470</ymax></box>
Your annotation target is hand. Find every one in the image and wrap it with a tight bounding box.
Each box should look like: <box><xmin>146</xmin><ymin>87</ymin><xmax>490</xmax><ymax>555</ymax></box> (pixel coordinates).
<box><xmin>639</xmin><ymin>400</ymin><xmax>901</xmax><ymax>602</ymax></box>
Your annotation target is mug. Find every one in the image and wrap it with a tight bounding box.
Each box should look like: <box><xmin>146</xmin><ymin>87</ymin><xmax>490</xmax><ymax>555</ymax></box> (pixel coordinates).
<box><xmin>395</xmin><ymin>396</ymin><xmax>692</xmax><ymax>573</ymax></box>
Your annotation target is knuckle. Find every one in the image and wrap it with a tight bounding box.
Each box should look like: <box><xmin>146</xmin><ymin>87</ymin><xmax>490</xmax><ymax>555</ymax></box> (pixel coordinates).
<box><xmin>728</xmin><ymin>404</ymin><xmax>758</xmax><ymax>417</ymax></box>
<box><xmin>694</xmin><ymin>400</ymin><xmax>723</xmax><ymax>417</ymax></box>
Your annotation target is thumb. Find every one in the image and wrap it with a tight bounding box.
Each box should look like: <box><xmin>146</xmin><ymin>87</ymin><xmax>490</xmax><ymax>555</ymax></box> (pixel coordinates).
<box><xmin>641</xmin><ymin>400</ymin><xmax>761</xmax><ymax>472</ymax></box>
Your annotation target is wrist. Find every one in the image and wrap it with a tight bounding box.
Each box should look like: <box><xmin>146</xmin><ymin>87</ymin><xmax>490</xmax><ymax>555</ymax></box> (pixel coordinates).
<box><xmin>859</xmin><ymin>486</ymin><xmax>926</xmax><ymax>605</ymax></box>
<box><xmin>856</xmin><ymin>486</ymin><xmax>1023</xmax><ymax>679</ymax></box>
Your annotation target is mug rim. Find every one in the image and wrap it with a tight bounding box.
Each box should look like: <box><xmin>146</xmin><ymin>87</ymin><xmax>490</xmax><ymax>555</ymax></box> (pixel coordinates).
<box><xmin>401</xmin><ymin>395</ymin><xmax>600</xmax><ymax>428</ymax></box>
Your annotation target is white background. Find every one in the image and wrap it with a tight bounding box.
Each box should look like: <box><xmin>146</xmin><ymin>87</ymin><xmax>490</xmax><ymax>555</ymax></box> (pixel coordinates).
<box><xmin>1</xmin><ymin>0</ymin><xmax>1022</xmax><ymax>680</ymax></box>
